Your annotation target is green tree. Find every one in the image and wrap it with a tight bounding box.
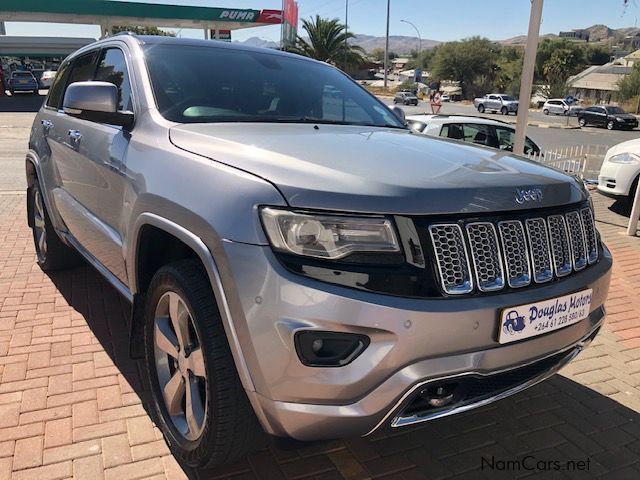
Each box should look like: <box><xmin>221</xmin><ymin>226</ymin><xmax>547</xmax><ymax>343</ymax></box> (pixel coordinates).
<box><xmin>290</xmin><ymin>15</ymin><xmax>365</xmax><ymax>70</ymax></box>
<box><xmin>371</xmin><ymin>47</ymin><xmax>386</xmax><ymax>62</ymax></box>
<box><xmin>430</xmin><ymin>37</ymin><xmax>500</xmax><ymax>98</ymax></box>
<box><xmin>408</xmin><ymin>47</ymin><xmax>437</xmax><ymax>71</ymax></box>
<box><xmin>587</xmin><ymin>44</ymin><xmax>612</xmax><ymax>66</ymax></box>
<box><xmin>617</xmin><ymin>64</ymin><xmax>640</xmax><ymax>112</ymax></box>
<box><xmin>535</xmin><ymin>39</ymin><xmax>588</xmax><ymax>98</ymax></box>
<box><xmin>111</xmin><ymin>25</ymin><xmax>175</xmax><ymax>36</ymax></box>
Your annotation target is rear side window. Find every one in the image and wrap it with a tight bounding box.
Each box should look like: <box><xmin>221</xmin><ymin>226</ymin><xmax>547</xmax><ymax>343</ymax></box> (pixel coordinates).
<box><xmin>66</xmin><ymin>52</ymin><xmax>99</xmax><ymax>86</ymax></box>
<box><xmin>94</xmin><ymin>48</ymin><xmax>133</xmax><ymax>112</ymax></box>
<box><xmin>45</xmin><ymin>63</ymin><xmax>70</xmax><ymax>109</ymax></box>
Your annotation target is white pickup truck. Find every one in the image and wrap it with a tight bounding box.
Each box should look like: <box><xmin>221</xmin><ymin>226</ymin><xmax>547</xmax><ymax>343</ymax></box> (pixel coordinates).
<box><xmin>474</xmin><ymin>93</ymin><xmax>519</xmax><ymax>115</ymax></box>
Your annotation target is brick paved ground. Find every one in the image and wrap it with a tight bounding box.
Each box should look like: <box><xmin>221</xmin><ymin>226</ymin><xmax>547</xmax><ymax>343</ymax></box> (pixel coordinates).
<box><xmin>1</xmin><ymin>189</ymin><xmax>639</xmax><ymax>480</ymax></box>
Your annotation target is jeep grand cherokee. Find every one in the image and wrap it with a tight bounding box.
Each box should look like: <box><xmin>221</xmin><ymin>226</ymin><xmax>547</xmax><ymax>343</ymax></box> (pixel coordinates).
<box><xmin>26</xmin><ymin>34</ymin><xmax>611</xmax><ymax>468</ymax></box>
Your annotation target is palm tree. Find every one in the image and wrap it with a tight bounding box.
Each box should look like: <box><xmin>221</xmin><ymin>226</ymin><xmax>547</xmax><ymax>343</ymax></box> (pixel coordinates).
<box><xmin>289</xmin><ymin>15</ymin><xmax>366</xmax><ymax>71</ymax></box>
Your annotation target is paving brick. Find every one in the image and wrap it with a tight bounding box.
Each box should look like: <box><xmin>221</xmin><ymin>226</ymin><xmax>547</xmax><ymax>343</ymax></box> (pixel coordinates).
<box><xmin>73</xmin><ymin>420</ymin><xmax>127</xmax><ymax>443</ymax></box>
<box><xmin>0</xmin><ymin>402</ymin><xmax>20</xmax><ymax>428</ymax></box>
<box><xmin>102</xmin><ymin>434</ymin><xmax>132</xmax><ymax>468</ymax></box>
<box><xmin>44</xmin><ymin>417</ymin><xmax>72</xmax><ymax>449</ymax></box>
<box><xmin>126</xmin><ymin>416</ymin><xmax>156</xmax><ymax>446</ymax></box>
<box><xmin>130</xmin><ymin>440</ymin><xmax>169</xmax><ymax>461</ymax></box>
<box><xmin>47</xmin><ymin>388</ymin><xmax>96</xmax><ymax>408</ymax></box>
<box><xmin>99</xmin><ymin>404</ymin><xmax>146</xmax><ymax>423</ymax></box>
<box><xmin>0</xmin><ymin>458</ymin><xmax>12</xmax><ymax>480</ymax></box>
<box><xmin>72</xmin><ymin>400</ymin><xmax>99</xmax><ymax>428</ymax></box>
<box><xmin>0</xmin><ymin>442</ymin><xmax>13</xmax><ymax>459</ymax></box>
<box><xmin>1</xmin><ymin>361</ymin><xmax>26</xmax><ymax>382</ymax></box>
<box><xmin>13</xmin><ymin>436</ymin><xmax>43</xmax><ymax>470</ymax></box>
<box><xmin>50</xmin><ymin>342</ymin><xmax>71</xmax><ymax>358</ymax></box>
<box><xmin>103</xmin><ymin>458</ymin><xmax>164</xmax><ymax>480</ymax></box>
<box><xmin>97</xmin><ymin>385</ymin><xmax>122</xmax><ymax>411</ymax></box>
<box><xmin>20</xmin><ymin>386</ymin><xmax>47</xmax><ymax>412</ymax></box>
<box><xmin>43</xmin><ymin>439</ymin><xmax>101</xmax><ymax>465</ymax></box>
<box><xmin>11</xmin><ymin>461</ymin><xmax>72</xmax><ymax>480</ymax></box>
<box><xmin>73</xmin><ymin>455</ymin><xmax>104</xmax><ymax>480</ymax></box>
<box><xmin>2</xmin><ymin>421</ymin><xmax>45</xmax><ymax>441</ymax></box>
<box><xmin>19</xmin><ymin>405</ymin><xmax>71</xmax><ymax>425</ymax></box>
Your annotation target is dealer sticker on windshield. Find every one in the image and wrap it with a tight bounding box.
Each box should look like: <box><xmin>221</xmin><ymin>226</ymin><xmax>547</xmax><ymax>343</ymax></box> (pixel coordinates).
<box><xmin>499</xmin><ymin>289</ymin><xmax>592</xmax><ymax>344</ymax></box>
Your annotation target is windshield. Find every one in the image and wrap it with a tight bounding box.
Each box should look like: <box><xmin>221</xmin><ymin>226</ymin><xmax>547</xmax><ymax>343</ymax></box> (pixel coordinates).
<box><xmin>501</xmin><ymin>95</ymin><xmax>516</xmax><ymax>101</ymax></box>
<box><xmin>13</xmin><ymin>72</ymin><xmax>34</xmax><ymax>78</ymax></box>
<box><xmin>608</xmin><ymin>106</ymin><xmax>626</xmax><ymax>114</ymax></box>
<box><xmin>143</xmin><ymin>44</ymin><xmax>404</xmax><ymax>128</ymax></box>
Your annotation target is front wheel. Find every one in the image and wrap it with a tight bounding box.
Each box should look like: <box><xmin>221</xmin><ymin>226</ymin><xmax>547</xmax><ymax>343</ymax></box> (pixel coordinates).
<box><xmin>607</xmin><ymin>120</ymin><xmax>615</xmax><ymax>130</ymax></box>
<box><xmin>144</xmin><ymin>260</ymin><xmax>263</xmax><ymax>468</ymax></box>
<box><xmin>29</xmin><ymin>180</ymin><xmax>79</xmax><ymax>271</ymax></box>
<box><xmin>543</xmin><ymin>109</ymin><xmax>549</xmax><ymax>115</ymax></box>
<box><xmin>578</xmin><ymin>117</ymin><xmax>587</xmax><ymax>127</ymax></box>
<box><xmin>477</xmin><ymin>104</ymin><xmax>485</xmax><ymax>113</ymax></box>
<box><xmin>501</xmin><ymin>106</ymin><xmax>508</xmax><ymax>115</ymax></box>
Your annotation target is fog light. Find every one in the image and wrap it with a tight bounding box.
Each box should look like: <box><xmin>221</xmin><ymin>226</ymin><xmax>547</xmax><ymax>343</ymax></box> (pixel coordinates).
<box><xmin>295</xmin><ymin>331</ymin><xmax>370</xmax><ymax>367</ymax></box>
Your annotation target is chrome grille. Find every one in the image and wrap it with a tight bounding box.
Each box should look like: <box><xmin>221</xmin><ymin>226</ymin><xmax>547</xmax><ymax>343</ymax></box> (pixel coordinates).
<box><xmin>466</xmin><ymin>223</ymin><xmax>504</xmax><ymax>292</ymax></box>
<box><xmin>498</xmin><ymin>221</ymin><xmax>531</xmax><ymax>288</ymax></box>
<box><xmin>565</xmin><ymin>211</ymin><xmax>588</xmax><ymax>271</ymax></box>
<box><xmin>548</xmin><ymin>215</ymin><xmax>572</xmax><ymax>277</ymax></box>
<box><xmin>428</xmin><ymin>224</ymin><xmax>473</xmax><ymax>294</ymax></box>
<box><xmin>580</xmin><ymin>207</ymin><xmax>598</xmax><ymax>264</ymax></box>
<box><xmin>428</xmin><ymin>206</ymin><xmax>598</xmax><ymax>295</ymax></box>
<box><xmin>525</xmin><ymin>218</ymin><xmax>553</xmax><ymax>283</ymax></box>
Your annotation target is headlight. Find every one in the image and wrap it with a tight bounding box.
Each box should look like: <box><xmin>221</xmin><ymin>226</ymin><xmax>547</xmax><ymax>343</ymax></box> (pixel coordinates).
<box><xmin>616</xmin><ymin>117</ymin><xmax>624</xmax><ymax>122</ymax></box>
<box><xmin>609</xmin><ymin>153</ymin><xmax>640</xmax><ymax>164</ymax></box>
<box><xmin>260</xmin><ymin>208</ymin><xmax>400</xmax><ymax>260</ymax></box>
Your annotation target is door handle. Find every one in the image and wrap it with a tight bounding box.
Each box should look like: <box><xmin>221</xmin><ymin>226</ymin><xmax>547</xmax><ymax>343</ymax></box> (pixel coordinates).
<box><xmin>41</xmin><ymin>119</ymin><xmax>53</xmax><ymax>133</ymax></box>
<box><xmin>68</xmin><ymin>129</ymin><xmax>82</xmax><ymax>142</ymax></box>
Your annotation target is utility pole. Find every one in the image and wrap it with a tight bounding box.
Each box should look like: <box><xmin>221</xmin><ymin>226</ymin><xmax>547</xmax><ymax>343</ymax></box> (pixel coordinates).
<box><xmin>514</xmin><ymin>0</ymin><xmax>544</xmax><ymax>155</ymax></box>
<box><xmin>400</xmin><ymin>19</ymin><xmax>421</xmax><ymax>54</ymax></box>
<box><xmin>344</xmin><ymin>0</ymin><xmax>348</xmax><ymax>71</ymax></box>
<box><xmin>383</xmin><ymin>0</ymin><xmax>390</xmax><ymax>90</ymax></box>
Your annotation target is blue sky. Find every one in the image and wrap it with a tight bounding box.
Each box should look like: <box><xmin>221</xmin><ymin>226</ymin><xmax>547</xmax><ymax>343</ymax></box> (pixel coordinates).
<box><xmin>3</xmin><ymin>0</ymin><xmax>640</xmax><ymax>43</ymax></box>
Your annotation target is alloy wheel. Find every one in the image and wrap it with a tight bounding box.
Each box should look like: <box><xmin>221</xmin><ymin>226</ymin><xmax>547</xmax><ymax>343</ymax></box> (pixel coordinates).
<box><xmin>153</xmin><ymin>291</ymin><xmax>208</xmax><ymax>441</ymax></box>
<box><xmin>33</xmin><ymin>188</ymin><xmax>47</xmax><ymax>261</ymax></box>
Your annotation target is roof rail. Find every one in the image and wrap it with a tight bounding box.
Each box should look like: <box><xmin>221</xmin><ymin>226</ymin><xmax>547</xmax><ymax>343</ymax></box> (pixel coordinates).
<box><xmin>99</xmin><ymin>31</ymin><xmax>138</xmax><ymax>40</ymax></box>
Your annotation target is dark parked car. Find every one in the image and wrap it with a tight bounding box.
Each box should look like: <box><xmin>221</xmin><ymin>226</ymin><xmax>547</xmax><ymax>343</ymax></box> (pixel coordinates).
<box><xmin>394</xmin><ymin>91</ymin><xmax>418</xmax><ymax>105</ymax></box>
<box><xmin>577</xmin><ymin>105</ymin><xmax>638</xmax><ymax>130</ymax></box>
<box><xmin>8</xmin><ymin>71</ymin><xmax>39</xmax><ymax>94</ymax></box>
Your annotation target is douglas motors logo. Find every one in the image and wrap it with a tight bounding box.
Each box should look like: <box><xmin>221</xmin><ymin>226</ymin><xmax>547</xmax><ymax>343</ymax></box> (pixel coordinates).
<box><xmin>502</xmin><ymin>310</ymin><xmax>526</xmax><ymax>335</ymax></box>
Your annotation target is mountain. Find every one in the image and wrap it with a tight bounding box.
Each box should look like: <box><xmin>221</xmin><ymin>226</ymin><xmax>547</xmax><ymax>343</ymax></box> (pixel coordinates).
<box><xmin>233</xmin><ymin>36</ymin><xmax>279</xmax><ymax>49</ymax></box>
<box><xmin>347</xmin><ymin>34</ymin><xmax>440</xmax><ymax>54</ymax></box>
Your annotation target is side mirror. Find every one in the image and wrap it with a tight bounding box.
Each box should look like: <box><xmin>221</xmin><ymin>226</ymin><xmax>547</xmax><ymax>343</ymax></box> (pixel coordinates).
<box><xmin>390</xmin><ymin>105</ymin><xmax>406</xmax><ymax>123</ymax></box>
<box><xmin>63</xmin><ymin>81</ymin><xmax>134</xmax><ymax>130</ymax></box>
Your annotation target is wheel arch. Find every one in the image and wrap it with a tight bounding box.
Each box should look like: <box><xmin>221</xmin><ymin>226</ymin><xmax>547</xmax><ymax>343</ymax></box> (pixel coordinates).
<box><xmin>128</xmin><ymin>213</ymin><xmax>256</xmax><ymax>393</ymax></box>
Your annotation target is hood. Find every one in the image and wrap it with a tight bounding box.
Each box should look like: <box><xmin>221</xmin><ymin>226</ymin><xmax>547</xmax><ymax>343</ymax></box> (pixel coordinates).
<box><xmin>613</xmin><ymin>113</ymin><xmax>636</xmax><ymax>120</ymax></box>
<box><xmin>605</xmin><ymin>136</ymin><xmax>640</xmax><ymax>157</ymax></box>
<box><xmin>169</xmin><ymin>123</ymin><xmax>587</xmax><ymax>215</ymax></box>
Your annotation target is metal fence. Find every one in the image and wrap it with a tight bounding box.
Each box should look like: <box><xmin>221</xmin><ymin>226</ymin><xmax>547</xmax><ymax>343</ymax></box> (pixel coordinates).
<box><xmin>526</xmin><ymin>144</ymin><xmax>608</xmax><ymax>183</ymax></box>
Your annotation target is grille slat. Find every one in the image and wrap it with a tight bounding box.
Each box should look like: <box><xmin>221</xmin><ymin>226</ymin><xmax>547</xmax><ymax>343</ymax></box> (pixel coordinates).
<box><xmin>428</xmin><ymin>207</ymin><xmax>598</xmax><ymax>294</ymax></box>
<box><xmin>580</xmin><ymin>207</ymin><xmax>598</xmax><ymax>264</ymax></box>
<box><xmin>525</xmin><ymin>218</ymin><xmax>553</xmax><ymax>283</ymax></box>
<box><xmin>565</xmin><ymin>211</ymin><xmax>588</xmax><ymax>271</ymax></box>
<box><xmin>466</xmin><ymin>223</ymin><xmax>504</xmax><ymax>292</ymax></box>
<box><xmin>498</xmin><ymin>220</ymin><xmax>531</xmax><ymax>288</ymax></box>
<box><xmin>428</xmin><ymin>224</ymin><xmax>473</xmax><ymax>294</ymax></box>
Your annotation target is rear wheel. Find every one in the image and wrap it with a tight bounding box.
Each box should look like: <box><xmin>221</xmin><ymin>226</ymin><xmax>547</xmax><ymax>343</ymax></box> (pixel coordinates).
<box><xmin>144</xmin><ymin>260</ymin><xmax>263</xmax><ymax>468</ymax></box>
<box><xmin>607</xmin><ymin>120</ymin><xmax>615</xmax><ymax>130</ymax></box>
<box><xmin>501</xmin><ymin>106</ymin><xmax>508</xmax><ymax>115</ymax></box>
<box><xmin>578</xmin><ymin>117</ymin><xmax>587</xmax><ymax>127</ymax></box>
<box><xmin>29</xmin><ymin>180</ymin><xmax>79</xmax><ymax>271</ymax></box>
<box><xmin>477</xmin><ymin>104</ymin><xmax>485</xmax><ymax>113</ymax></box>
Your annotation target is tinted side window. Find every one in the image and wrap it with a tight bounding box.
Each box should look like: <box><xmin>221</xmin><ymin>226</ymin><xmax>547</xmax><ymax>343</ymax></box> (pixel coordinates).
<box><xmin>95</xmin><ymin>48</ymin><xmax>133</xmax><ymax>111</ymax></box>
<box><xmin>66</xmin><ymin>52</ymin><xmax>99</xmax><ymax>86</ymax></box>
<box><xmin>45</xmin><ymin>63</ymin><xmax>70</xmax><ymax>109</ymax></box>
<box><xmin>463</xmin><ymin>124</ymin><xmax>499</xmax><ymax>148</ymax></box>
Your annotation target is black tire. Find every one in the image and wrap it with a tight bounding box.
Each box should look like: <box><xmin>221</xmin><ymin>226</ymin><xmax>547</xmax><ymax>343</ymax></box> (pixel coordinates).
<box><xmin>501</xmin><ymin>106</ymin><xmax>508</xmax><ymax>115</ymax></box>
<box><xmin>9</xmin><ymin>89</ymin><xmax>14</xmax><ymax>96</ymax></box>
<box><xmin>477</xmin><ymin>104</ymin><xmax>485</xmax><ymax>113</ymax></box>
<box><xmin>578</xmin><ymin>117</ymin><xmax>587</xmax><ymax>127</ymax></box>
<box><xmin>627</xmin><ymin>175</ymin><xmax>639</xmax><ymax>205</ymax></box>
<box><xmin>543</xmin><ymin>109</ymin><xmax>549</xmax><ymax>115</ymax></box>
<box><xmin>393</xmin><ymin>98</ymin><xmax>398</xmax><ymax>104</ymax></box>
<box><xmin>29</xmin><ymin>180</ymin><xmax>80</xmax><ymax>271</ymax></box>
<box><xmin>607</xmin><ymin>120</ymin><xmax>615</xmax><ymax>130</ymax></box>
<box><xmin>144</xmin><ymin>259</ymin><xmax>264</xmax><ymax>468</ymax></box>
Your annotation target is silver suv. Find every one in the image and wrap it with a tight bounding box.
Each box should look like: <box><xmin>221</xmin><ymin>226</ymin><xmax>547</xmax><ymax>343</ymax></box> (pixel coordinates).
<box><xmin>27</xmin><ymin>35</ymin><xmax>611</xmax><ymax>468</ymax></box>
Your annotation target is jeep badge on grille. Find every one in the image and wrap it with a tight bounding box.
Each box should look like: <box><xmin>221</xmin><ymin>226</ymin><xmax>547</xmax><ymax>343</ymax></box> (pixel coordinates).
<box><xmin>515</xmin><ymin>188</ymin><xmax>543</xmax><ymax>204</ymax></box>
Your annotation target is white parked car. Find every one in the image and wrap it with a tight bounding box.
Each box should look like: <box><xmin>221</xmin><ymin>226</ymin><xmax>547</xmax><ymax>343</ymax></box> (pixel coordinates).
<box><xmin>406</xmin><ymin>114</ymin><xmax>541</xmax><ymax>155</ymax></box>
<box><xmin>598</xmin><ymin>138</ymin><xmax>640</xmax><ymax>202</ymax></box>
<box><xmin>39</xmin><ymin>70</ymin><xmax>57</xmax><ymax>89</ymax></box>
<box><xmin>542</xmin><ymin>99</ymin><xmax>582</xmax><ymax>117</ymax></box>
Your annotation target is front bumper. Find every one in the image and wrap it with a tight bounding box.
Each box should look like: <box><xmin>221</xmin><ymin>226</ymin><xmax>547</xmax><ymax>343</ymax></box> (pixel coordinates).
<box><xmin>598</xmin><ymin>161</ymin><xmax>640</xmax><ymax>196</ymax></box>
<box><xmin>220</xmin><ymin>241</ymin><xmax>612</xmax><ymax>441</ymax></box>
<box><xmin>10</xmin><ymin>84</ymin><xmax>38</xmax><ymax>91</ymax></box>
